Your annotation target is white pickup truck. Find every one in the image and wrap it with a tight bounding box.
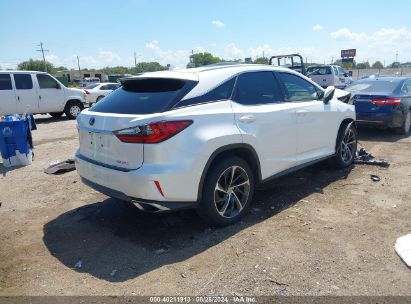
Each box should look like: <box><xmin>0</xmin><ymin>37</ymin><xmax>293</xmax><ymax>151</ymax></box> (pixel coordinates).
<box><xmin>0</xmin><ymin>71</ymin><xmax>86</xmax><ymax>119</ymax></box>
<box><xmin>306</xmin><ymin>65</ymin><xmax>352</xmax><ymax>89</ymax></box>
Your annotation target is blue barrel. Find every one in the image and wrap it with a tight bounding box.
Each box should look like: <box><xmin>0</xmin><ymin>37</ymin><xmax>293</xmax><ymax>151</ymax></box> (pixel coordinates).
<box><xmin>0</xmin><ymin>120</ymin><xmax>31</xmax><ymax>165</ymax></box>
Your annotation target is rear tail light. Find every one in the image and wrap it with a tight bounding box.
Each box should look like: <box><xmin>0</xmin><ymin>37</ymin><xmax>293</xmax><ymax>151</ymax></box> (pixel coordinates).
<box><xmin>114</xmin><ymin>120</ymin><xmax>193</xmax><ymax>144</ymax></box>
<box><xmin>84</xmin><ymin>90</ymin><xmax>90</xmax><ymax>94</ymax></box>
<box><xmin>372</xmin><ymin>98</ymin><xmax>401</xmax><ymax>106</ymax></box>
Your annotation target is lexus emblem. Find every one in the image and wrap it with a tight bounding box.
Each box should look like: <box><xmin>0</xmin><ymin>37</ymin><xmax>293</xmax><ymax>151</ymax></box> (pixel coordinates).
<box><xmin>89</xmin><ymin>117</ymin><xmax>95</xmax><ymax>126</ymax></box>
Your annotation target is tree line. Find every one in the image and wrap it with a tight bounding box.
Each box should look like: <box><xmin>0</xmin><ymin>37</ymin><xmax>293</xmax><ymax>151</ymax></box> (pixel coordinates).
<box><xmin>14</xmin><ymin>54</ymin><xmax>409</xmax><ymax>75</ymax></box>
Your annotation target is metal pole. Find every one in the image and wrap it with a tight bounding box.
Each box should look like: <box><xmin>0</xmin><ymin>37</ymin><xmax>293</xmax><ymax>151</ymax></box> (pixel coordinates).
<box><xmin>77</xmin><ymin>56</ymin><xmax>81</xmax><ymax>79</ymax></box>
<box><xmin>134</xmin><ymin>52</ymin><xmax>137</xmax><ymax>68</ymax></box>
<box><xmin>36</xmin><ymin>42</ymin><xmax>49</xmax><ymax>73</ymax></box>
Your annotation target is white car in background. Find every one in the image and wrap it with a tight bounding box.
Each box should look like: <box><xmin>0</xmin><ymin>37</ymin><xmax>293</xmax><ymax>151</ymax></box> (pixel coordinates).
<box><xmin>75</xmin><ymin>64</ymin><xmax>356</xmax><ymax>226</ymax></box>
<box><xmin>84</xmin><ymin>83</ymin><xmax>120</xmax><ymax>105</ymax></box>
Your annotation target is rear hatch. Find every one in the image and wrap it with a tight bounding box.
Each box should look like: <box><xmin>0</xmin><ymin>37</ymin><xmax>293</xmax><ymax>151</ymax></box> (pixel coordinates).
<box><xmin>77</xmin><ymin>76</ymin><xmax>197</xmax><ymax>171</ymax></box>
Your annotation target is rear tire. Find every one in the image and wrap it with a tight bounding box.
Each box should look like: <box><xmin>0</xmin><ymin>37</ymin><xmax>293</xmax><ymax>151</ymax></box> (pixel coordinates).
<box><xmin>197</xmin><ymin>156</ymin><xmax>255</xmax><ymax>226</ymax></box>
<box><xmin>331</xmin><ymin>122</ymin><xmax>358</xmax><ymax>168</ymax></box>
<box><xmin>65</xmin><ymin>100</ymin><xmax>84</xmax><ymax>119</ymax></box>
<box><xmin>49</xmin><ymin>112</ymin><xmax>63</xmax><ymax>118</ymax></box>
<box><xmin>96</xmin><ymin>95</ymin><xmax>104</xmax><ymax>102</ymax></box>
<box><xmin>396</xmin><ymin>111</ymin><xmax>411</xmax><ymax>135</ymax></box>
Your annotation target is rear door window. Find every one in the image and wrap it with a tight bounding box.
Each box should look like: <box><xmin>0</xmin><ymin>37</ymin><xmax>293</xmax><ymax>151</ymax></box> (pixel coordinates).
<box><xmin>14</xmin><ymin>74</ymin><xmax>33</xmax><ymax>90</ymax></box>
<box><xmin>0</xmin><ymin>74</ymin><xmax>12</xmax><ymax>90</ymax></box>
<box><xmin>233</xmin><ymin>72</ymin><xmax>283</xmax><ymax>105</ymax></box>
<box><xmin>91</xmin><ymin>78</ymin><xmax>197</xmax><ymax>115</ymax></box>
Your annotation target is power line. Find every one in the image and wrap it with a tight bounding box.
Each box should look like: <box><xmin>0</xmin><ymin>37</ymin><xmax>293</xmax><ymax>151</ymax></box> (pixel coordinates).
<box><xmin>36</xmin><ymin>42</ymin><xmax>49</xmax><ymax>72</ymax></box>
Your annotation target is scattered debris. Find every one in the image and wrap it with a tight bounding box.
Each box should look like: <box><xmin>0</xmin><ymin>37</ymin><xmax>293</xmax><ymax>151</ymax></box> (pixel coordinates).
<box><xmin>180</xmin><ymin>273</ymin><xmax>187</xmax><ymax>278</ymax></box>
<box><xmin>74</xmin><ymin>260</ymin><xmax>82</xmax><ymax>269</ymax></box>
<box><xmin>354</xmin><ymin>148</ymin><xmax>390</xmax><ymax>167</ymax></box>
<box><xmin>278</xmin><ymin>287</ymin><xmax>287</xmax><ymax>293</ymax></box>
<box><xmin>44</xmin><ymin>159</ymin><xmax>76</xmax><ymax>175</ymax></box>
<box><xmin>395</xmin><ymin>234</ymin><xmax>411</xmax><ymax>267</ymax></box>
<box><xmin>392</xmin><ymin>205</ymin><xmax>397</xmax><ymax>208</ymax></box>
<box><xmin>269</xmin><ymin>278</ymin><xmax>289</xmax><ymax>286</ymax></box>
<box><xmin>370</xmin><ymin>175</ymin><xmax>381</xmax><ymax>182</ymax></box>
<box><xmin>110</xmin><ymin>269</ymin><xmax>117</xmax><ymax>276</ymax></box>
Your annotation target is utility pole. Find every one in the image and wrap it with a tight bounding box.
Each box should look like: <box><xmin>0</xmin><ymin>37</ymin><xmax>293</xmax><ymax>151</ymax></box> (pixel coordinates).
<box><xmin>395</xmin><ymin>51</ymin><xmax>399</xmax><ymax>63</ymax></box>
<box><xmin>331</xmin><ymin>57</ymin><xmax>334</xmax><ymax>64</ymax></box>
<box><xmin>134</xmin><ymin>52</ymin><xmax>137</xmax><ymax>68</ymax></box>
<box><xmin>76</xmin><ymin>56</ymin><xmax>81</xmax><ymax>79</ymax></box>
<box><xmin>36</xmin><ymin>42</ymin><xmax>49</xmax><ymax>72</ymax></box>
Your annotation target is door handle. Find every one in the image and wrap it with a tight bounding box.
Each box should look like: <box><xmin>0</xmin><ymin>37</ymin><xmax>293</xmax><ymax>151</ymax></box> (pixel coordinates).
<box><xmin>239</xmin><ymin>115</ymin><xmax>256</xmax><ymax>123</ymax></box>
<box><xmin>39</xmin><ymin>95</ymin><xmax>42</xmax><ymax>100</ymax></box>
<box><xmin>17</xmin><ymin>96</ymin><xmax>20</xmax><ymax>101</ymax></box>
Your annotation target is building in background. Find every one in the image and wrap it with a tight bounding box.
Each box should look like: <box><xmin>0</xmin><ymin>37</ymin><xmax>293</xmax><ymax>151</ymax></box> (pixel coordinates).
<box><xmin>55</xmin><ymin>69</ymin><xmax>108</xmax><ymax>83</ymax></box>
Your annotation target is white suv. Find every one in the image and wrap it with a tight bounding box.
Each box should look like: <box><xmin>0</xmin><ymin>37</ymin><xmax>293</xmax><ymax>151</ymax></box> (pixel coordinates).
<box><xmin>0</xmin><ymin>71</ymin><xmax>86</xmax><ymax>119</ymax></box>
<box><xmin>306</xmin><ymin>65</ymin><xmax>352</xmax><ymax>89</ymax></box>
<box><xmin>75</xmin><ymin>64</ymin><xmax>357</xmax><ymax>225</ymax></box>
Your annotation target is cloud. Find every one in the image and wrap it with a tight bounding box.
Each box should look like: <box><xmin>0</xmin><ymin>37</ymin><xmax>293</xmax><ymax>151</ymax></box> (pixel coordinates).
<box><xmin>145</xmin><ymin>40</ymin><xmax>191</xmax><ymax>68</ymax></box>
<box><xmin>312</xmin><ymin>24</ymin><xmax>323</xmax><ymax>32</ymax></box>
<box><xmin>98</xmin><ymin>48</ymin><xmax>121</xmax><ymax>63</ymax></box>
<box><xmin>225</xmin><ymin>43</ymin><xmax>243</xmax><ymax>58</ymax></box>
<box><xmin>330</xmin><ymin>28</ymin><xmax>366</xmax><ymax>42</ymax></box>
<box><xmin>212</xmin><ymin>20</ymin><xmax>225</xmax><ymax>28</ymax></box>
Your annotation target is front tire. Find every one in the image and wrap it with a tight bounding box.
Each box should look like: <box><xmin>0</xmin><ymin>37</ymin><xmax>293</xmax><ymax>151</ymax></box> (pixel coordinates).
<box><xmin>96</xmin><ymin>95</ymin><xmax>104</xmax><ymax>102</ymax></box>
<box><xmin>197</xmin><ymin>156</ymin><xmax>255</xmax><ymax>226</ymax></box>
<box><xmin>332</xmin><ymin>122</ymin><xmax>358</xmax><ymax>168</ymax></box>
<box><xmin>65</xmin><ymin>101</ymin><xmax>84</xmax><ymax>119</ymax></box>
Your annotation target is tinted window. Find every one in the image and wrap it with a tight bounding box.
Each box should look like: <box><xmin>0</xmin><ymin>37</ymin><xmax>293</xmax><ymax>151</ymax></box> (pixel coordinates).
<box><xmin>175</xmin><ymin>77</ymin><xmax>235</xmax><ymax>108</ymax></box>
<box><xmin>91</xmin><ymin>78</ymin><xmax>197</xmax><ymax>115</ymax></box>
<box><xmin>338</xmin><ymin>67</ymin><xmax>346</xmax><ymax>76</ymax></box>
<box><xmin>100</xmin><ymin>85</ymin><xmax>108</xmax><ymax>90</ymax></box>
<box><xmin>405</xmin><ymin>80</ymin><xmax>411</xmax><ymax>93</ymax></box>
<box><xmin>233</xmin><ymin>72</ymin><xmax>283</xmax><ymax>105</ymax></box>
<box><xmin>14</xmin><ymin>74</ymin><xmax>33</xmax><ymax>90</ymax></box>
<box><xmin>37</xmin><ymin>74</ymin><xmax>59</xmax><ymax>89</ymax></box>
<box><xmin>277</xmin><ymin>72</ymin><xmax>319</xmax><ymax>102</ymax></box>
<box><xmin>0</xmin><ymin>74</ymin><xmax>12</xmax><ymax>90</ymax></box>
<box><xmin>346</xmin><ymin>80</ymin><xmax>400</xmax><ymax>94</ymax></box>
<box><xmin>307</xmin><ymin>66</ymin><xmax>331</xmax><ymax>75</ymax></box>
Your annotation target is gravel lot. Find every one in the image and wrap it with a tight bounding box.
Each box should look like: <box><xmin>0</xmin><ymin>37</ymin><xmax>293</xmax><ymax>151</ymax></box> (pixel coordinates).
<box><xmin>0</xmin><ymin>114</ymin><xmax>410</xmax><ymax>296</ymax></box>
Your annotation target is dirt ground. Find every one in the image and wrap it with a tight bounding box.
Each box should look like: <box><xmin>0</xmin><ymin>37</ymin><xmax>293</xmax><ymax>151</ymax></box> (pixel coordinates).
<box><xmin>0</xmin><ymin>114</ymin><xmax>410</xmax><ymax>296</ymax></box>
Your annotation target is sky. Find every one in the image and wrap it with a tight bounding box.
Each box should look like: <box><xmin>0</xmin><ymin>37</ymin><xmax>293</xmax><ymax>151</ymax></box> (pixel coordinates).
<box><xmin>1</xmin><ymin>0</ymin><xmax>411</xmax><ymax>70</ymax></box>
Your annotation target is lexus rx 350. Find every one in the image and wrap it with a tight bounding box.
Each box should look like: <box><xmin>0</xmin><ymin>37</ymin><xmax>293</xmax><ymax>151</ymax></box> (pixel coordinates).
<box><xmin>75</xmin><ymin>64</ymin><xmax>357</xmax><ymax>225</ymax></box>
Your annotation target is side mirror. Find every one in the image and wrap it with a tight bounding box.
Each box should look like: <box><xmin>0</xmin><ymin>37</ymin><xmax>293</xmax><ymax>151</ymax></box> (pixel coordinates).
<box><xmin>348</xmin><ymin>71</ymin><xmax>353</xmax><ymax>77</ymax></box>
<box><xmin>344</xmin><ymin>73</ymin><xmax>348</xmax><ymax>77</ymax></box>
<box><xmin>323</xmin><ymin>86</ymin><xmax>335</xmax><ymax>104</ymax></box>
<box><xmin>55</xmin><ymin>83</ymin><xmax>61</xmax><ymax>89</ymax></box>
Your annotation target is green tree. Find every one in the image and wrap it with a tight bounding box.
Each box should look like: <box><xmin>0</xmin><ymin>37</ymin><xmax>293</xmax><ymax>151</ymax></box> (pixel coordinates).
<box><xmin>187</xmin><ymin>52</ymin><xmax>222</xmax><ymax>68</ymax></box>
<box><xmin>130</xmin><ymin>62</ymin><xmax>168</xmax><ymax>74</ymax></box>
<box><xmin>253</xmin><ymin>57</ymin><xmax>269</xmax><ymax>64</ymax></box>
<box><xmin>18</xmin><ymin>59</ymin><xmax>57</xmax><ymax>74</ymax></box>
<box><xmin>391</xmin><ymin>61</ymin><xmax>400</xmax><ymax>68</ymax></box>
<box><xmin>372</xmin><ymin>61</ymin><xmax>384</xmax><ymax>69</ymax></box>
<box><xmin>356</xmin><ymin>62</ymin><xmax>370</xmax><ymax>69</ymax></box>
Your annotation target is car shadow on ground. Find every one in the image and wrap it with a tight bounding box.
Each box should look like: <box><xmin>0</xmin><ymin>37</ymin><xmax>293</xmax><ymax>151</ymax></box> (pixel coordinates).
<box><xmin>33</xmin><ymin>116</ymin><xmax>69</xmax><ymax>124</ymax></box>
<box><xmin>357</xmin><ymin>127</ymin><xmax>409</xmax><ymax>143</ymax></box>
<box><xmin>43</xmin><ymin>162</ymin><xmax>351</xmax><ymax>283</ymax></box>
<box><xmin>0</xmin><ymin>163</ymin><xmax>23</xmax><ymax>176</ymax></box>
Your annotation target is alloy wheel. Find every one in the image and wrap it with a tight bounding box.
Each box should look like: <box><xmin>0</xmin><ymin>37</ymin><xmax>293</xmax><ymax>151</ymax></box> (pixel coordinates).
<box><xmin>214</xmin><ymin>166</ymin><xmax>250</xmax><ymax>218</ymax></box>
<box><xmin>70</xmin><ymin>105</ymin><xmax>81</xmax><ymax>117</ymax></box>
<box><xmin>340</xmin><ymin>127</ymin><xmax>357</xmax><ymax>164</ymax></box>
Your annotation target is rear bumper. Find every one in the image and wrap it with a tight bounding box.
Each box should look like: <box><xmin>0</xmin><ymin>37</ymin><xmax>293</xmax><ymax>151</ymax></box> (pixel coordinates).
<box><xmin>75</xmin><ymin>150</ymin><xmax>202</xmax><ymax>205</ymax></box>
<box><xmin>356</xmin><ymin>111</ymin><xmax>403</xmax><ymax>128</ymax></box>
<box><xmin>81</xmin><ymin>177</ymin><xmax>196</xmax><ymax>212</ymax></box>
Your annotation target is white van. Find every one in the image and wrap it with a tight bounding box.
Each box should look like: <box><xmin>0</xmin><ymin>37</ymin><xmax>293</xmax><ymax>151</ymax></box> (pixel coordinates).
<box><xmin>306</xmin><ymin>65</ymin><xmax>352</xmax><ymax>89</ymax></box>
<box><xmin>0</xmin><ymin>71</ymin><xmax>86</xmax><ymax>119</ymax></box>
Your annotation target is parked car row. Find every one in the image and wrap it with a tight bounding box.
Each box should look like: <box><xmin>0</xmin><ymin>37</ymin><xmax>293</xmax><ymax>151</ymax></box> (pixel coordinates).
<box><xmin>83</xmin><ymin>83</ymin><xmax>121</xmax><ymax>105</ymax></box>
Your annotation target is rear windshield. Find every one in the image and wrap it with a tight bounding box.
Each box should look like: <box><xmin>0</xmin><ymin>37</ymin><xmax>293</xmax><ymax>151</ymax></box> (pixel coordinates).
<box><xmin>90</xmin><ymin>78</ymin><xmax>197</xmax><ymax>114</ymax></box>
<box><xmin>307</xmin><ymin>66</ymin><xmax>332</xmax><ymax>75</ymax></box>
<box><xmin>346</xmin><ymin>80</ymin><xmax>400</xmax><ymax>93</ymax></box>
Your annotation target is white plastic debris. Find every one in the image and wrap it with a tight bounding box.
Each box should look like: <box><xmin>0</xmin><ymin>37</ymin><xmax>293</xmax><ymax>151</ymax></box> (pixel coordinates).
<box><xmin>395</xmin><ymin>233</ymin><xmax>411</xmax><ymax>267</ymax></box>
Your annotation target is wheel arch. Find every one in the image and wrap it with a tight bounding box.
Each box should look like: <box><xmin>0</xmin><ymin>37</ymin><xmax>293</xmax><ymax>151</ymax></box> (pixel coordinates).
<box><xmin>335</xmin><ymin>118</ymin><xmax>355</xmax><ymax>152</ymax></box>
<box><xmin>64</xmin><ymin>98</ymin><xmax>84</xmax><ymax>110</ymax></box>
<box><xmin>197</xmin><ymin>143</ymin><xmax>262</xmax><ymax>202</ymax></box>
